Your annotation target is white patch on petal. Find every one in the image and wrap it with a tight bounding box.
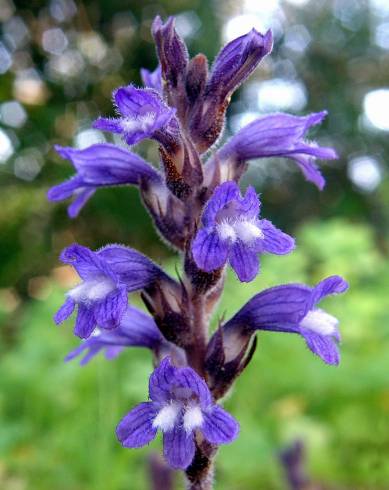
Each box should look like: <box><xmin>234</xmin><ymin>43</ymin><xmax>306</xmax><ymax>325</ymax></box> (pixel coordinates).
<box><xmin>152</xmin><ymin>403</ymin><xmax>180</xmax><ymax>432</ymax></box>
<box><xmin>183</xmin><ymin>405</ymin><xmax>204</xmax><ymax>433</ymax></box>
<box><xmin>68</xmin><ymin>278</ymin><xmax>115</xmax><ymax>303</ymax></box>
<box><xmin>217</xmin><ymin>222</ymin><xmax>237</xmax><ymax>242</ymax></box>
<box><xmin>300</xmin><ymin>309</ymin><xmax>338</xmax><ymax>336</ymax></box>
<box><xmin>233</xmin><ymin>220</ymin><xmax>264</xmax><ymax>244</ymax></box>
<box><xmin>120</xmin><ymin>113</ymin><xmax>155</xmax><ymax>133</ymax></box>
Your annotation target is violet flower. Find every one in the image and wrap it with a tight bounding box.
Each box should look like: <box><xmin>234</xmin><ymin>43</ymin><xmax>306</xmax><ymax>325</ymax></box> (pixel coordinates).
<box><xmin>205</xmin><ymin>28</ymin><xmax>273</xmax><ymax>100</ymax></box>
<box><xmin>93</xmin><ymin>86</ymin><xmax>177</xmax><ymax>146</ymax></box>
<box><xmin>207</xmin><ymin>112</ymin><xmax>337</xmax><ymax>190</ymax></box>
<box><xmin>223</xmin><ymin>275</ymin><xmax>348</xmax><ymax>365</ymax></box>
<box><xmin>116</xmin><ymin>358</ymin><xmax>239</xmax><ymax>469</ymax></box>
<box><xmin>141</xmin><ymin>65</ymin><xmax>162</xmax><ymax>93</ymax></box>
<box><xmin>65</xmin><ymin>305</ymin><xmax>165</xmax><ymax>365</ymax></box>
<box><xmin>47</xmin><ymin>143</ymin><xmax>160</xmax><ymax>217</ymax></box>
<box><xmin>54</xmin><ymin>243</ymin><xmax>170</xmax><ymax>339</ymax></box>
<box><xmin>192</xmin><ymin>181</ymin><xmax>295</xmax><ymax>282</ymax></box>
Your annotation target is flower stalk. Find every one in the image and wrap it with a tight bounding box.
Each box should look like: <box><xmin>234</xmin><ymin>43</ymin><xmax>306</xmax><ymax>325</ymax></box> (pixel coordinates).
<box><xmin>48</xmin><ymin>14</ymin><xmax>348</xmax><ymax>489</ymax></box>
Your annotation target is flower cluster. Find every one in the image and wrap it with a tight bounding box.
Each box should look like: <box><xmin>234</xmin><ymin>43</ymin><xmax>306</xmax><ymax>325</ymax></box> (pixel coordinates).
<box><xmin>49</xmin><ymin>15</ymin><xmax>347</xmax><ymax>487</ymax></box>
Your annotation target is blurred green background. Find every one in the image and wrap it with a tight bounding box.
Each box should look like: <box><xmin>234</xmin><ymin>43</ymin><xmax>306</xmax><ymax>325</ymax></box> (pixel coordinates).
<box><xmin>1</xmin><ymin>0</ymin><xmax>389</xmax><ymax>489</ymax></box>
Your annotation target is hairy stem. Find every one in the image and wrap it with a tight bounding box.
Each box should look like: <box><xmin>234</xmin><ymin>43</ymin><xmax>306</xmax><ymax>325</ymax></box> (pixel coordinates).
<box><xmin>185</xmin><ymin>442</ymin><xmax>215</xmax><ymax>490</ymax></box>
<box><xmin>186</xmin><ymin>293</ymin><xmax>208</xmax><ymax>376</ymax></box>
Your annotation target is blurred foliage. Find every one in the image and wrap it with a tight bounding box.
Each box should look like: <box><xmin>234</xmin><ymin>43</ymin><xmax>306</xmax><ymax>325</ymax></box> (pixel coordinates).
<box><xmin>1</xmin><ymin>218</ymin><xmax>389</xmax><ymax>489</ymax></box>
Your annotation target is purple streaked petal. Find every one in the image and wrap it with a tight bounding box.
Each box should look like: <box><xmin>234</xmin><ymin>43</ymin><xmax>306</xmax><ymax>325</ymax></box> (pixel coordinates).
<box><xmin>260</xmin><ymin>219</ymin><xmax>295</xmax><ymax>255</ymax></box>
<box><xmin>97</xmin><ymin>245</ymin><xmax>167</xmax><ymax>290</ymax></box>
<box><xmin>116</xmin><ymin>402</ymin><xmax>158</xmax><ymax>448</ymax></box>
<box><xmin>149</xmin><ymin>357</ymin><xmax>177</xmax><ymax>403</ymax></box>
<box><xmin>216</xmin><ymin>112</ymin><xmax>336</xmax><ymax>190</ymax></box>
<box><xmin>163</xmin><ymin>425</ymin><xmax>195</xmax><ymax>469</ymax></box>
<box><xmin>54</xmin><ymin>297</ymin><xmax>75</xmax><ymax>324</ymax></box>
<box><xmin>207</xmin><ymin>29</ymin><xmax>272</xmax><ymax>99</ymax></box>
<box><xmin>219</xmin><ymin>112</ymin><xmax>329</xmax><ymax>161</ymax></box>
<box><xmin>93</xmin><ymin>286</ymin><xmax>127</xmax><ymax>329</ymax></box>
<box><xmin>192</xmin><ymin>228</ymin><xmax>229</xmax><ymax>272</ymax></box>
<box><xmin>202</xmin><ymin>405</ymin><xmax>239</xmax><ymax>445</ymax></box>
<box><xmin>93</xmin><ymin>86</ymin><xmax>176</xmax><ymax>146</ymax></box>
<box><xmin>236</xmin><ymin>185</ymin><xmax>260</xmax><ymax>219</ymax></box>
<box><xmin>202</xmin><ymin>181</ymin><xmax>240</xmax><ymax>227</ymax></box>
<box><xmin>226</xmin><ymin>284</ymin><xmax>312</xmax><ymax>331</ymax></box>
<box><xmin>229</xmin><ymin>241</ymin><xmax>259</xmax><ymax>282</ymax></box>
<box><xmin>141</xmin><ymin>65</ymin><xmax>162</xmax><ymax>92</ymax></box>
<box><xmin>176</xmin><ymin>368</ymin><xmax>212</xmax><ymax>409</ymax></box>
<box><xmin>74</xmin><ymin>304</ymin><xmax>96</xmax><ymax>339</ymax></box>
<box><xmin>65</xmin><ymin>306</ymin><xmax>163</xmax><ymax>365</ymax></box>
<box><xmin>310</xmin><ymin>275</ymin><xmax>349</xmax><ymax>309</ymax></box>
<box><xmin>67</xmin><ymin>188</ymin><xmax>95</xmax><ymax>218</ymax></box>
<box><xmin>60</xmin><ymin>244</ymin><xmax>116</xmax><ymax>281</ymax></box>
<box><xmin>47</xmin><ymin>176</ymin><xmax>83</xmax><ymax>201</ymax></box>
<box><xmin>152</xmin><ymin>16</ymin><xmax>189</xmax><ymax>89</ymax></box>
<box><xmin>119</xmin><ymin>305</ymin><xmax>164</xmax><ymax>348</ymax></box>
<box><xmin>93</xmin><ymin>117</ymin><xmax>124</xmax><ymax>134</ymax></box>
<box><xmin>300</xmin><ymin>328</ymin><xmax>340</xmax><ymax>365</ymax></box>
<box><xmin>291</xmin><ymin>154</ymin><xmax>326</xmax><ymax>190</ymax></box>
<box><xmin>55</xmin><ymin>144</ymin><xmax>159</xmax><ymax>185</ymax></box>
<box><xmin>105</xmin><ymin>346</ymin><xmax>124</xmax><ymax>360</ymax></box>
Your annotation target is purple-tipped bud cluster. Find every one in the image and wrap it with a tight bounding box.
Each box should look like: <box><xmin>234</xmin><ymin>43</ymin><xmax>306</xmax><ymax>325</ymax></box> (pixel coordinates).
<box><xmin>48</xmin><ymin>15</ymin><xmax>347</xmax><ymax>484</ymax></box>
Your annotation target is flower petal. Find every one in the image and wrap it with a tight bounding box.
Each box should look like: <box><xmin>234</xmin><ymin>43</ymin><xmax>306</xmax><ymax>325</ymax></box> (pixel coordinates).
<box><xmin>192</xmin><ymin>228</ymin><xmax>229</xmax><ymax>272</ymax></box>
<box><xmin>202</xmin><ymin>405</ymin><xmax>239</xmax><ymax>444</ymax></box>
<box><xmin>236</xmin><ymin>185</ymin><xmax>260</xmax><ymax>219</ymax></box>
<box><xmin>310</xmin><ymin>275</ymin><xmax>349</xmax><ymax>309</ymax></box>
<box><xmin>116</xmin><ymin>402</ymin><xmax>158</xmax><ymax>448</ymax></box>
<box><xmin>260</xmin><ymin>219</ymin><xmax>295</xmax><ymax>255</ymax></box>
<box><xmin>67</xmin><ymin>188</ymin><xmax>96</xmax><ymax>218</ymax></box>
<box><xmin>202</xmin><ymin>181</ymin><xmax>240</xmax><ymax>227</ymax></box>
<box><xmin>300</xmin><ymin>328</ymin><xmax>340</xmax><ymax>365</ymax></box>
<box><xmin>229</xmin><ymin>241</ymin><xmax>259</xmax><ymax>282</ymax></box>
<box><xmin>290</xmin><ymin>154</ymin><xmax>326</xmax><ymax>190</ymax></box>
<box><xmin>163</xmin><ymin>426</ymin><xmax>195</xmax><ymax>469</ymax></box>
<box><xmin>225</xmin><ymin>284</ymin><xmax>312</xmax><ymax>332</ymax></box>
<box><xmin>55</xmin><ymin>144</ymin><xmax>159</xmax><ymax>185</ymax></box>
<box><xmin>207</xmin><ymin>28</ymin><xmax>272</xmax><ymax>99</ymax></box>
<box><xmin>97</xmin><ymin>245</ymin><xmax>167</xmax><ymax>291</ymax></box>
<box><xmin>149</xmin><ymin>357</ymin><xmax>176</xmax><ymax>403</ymax></box>
<box><xmin>176</xmin><ymin>368</ymin><xmax>212</xmax><ymax>409</ymax></box>
<box><xmin>74</xmin><ymin>304</ymin><xmax>96</xmax><ymax>339</ymax></box>
<box><xmin>93</xmin><ymin>117</ymin><xmax>125</xmax><ymax>134</ymax></box>
<box><xmin>93</xmin><ymin>286</ymin><xmax>128</xmax><ymax>329</ymax></box>
<box><xmin>54</xmin><ymin>297</ymin><xmax>75</xmax><ymax>324</ymax></box>
<box><xmin>60</xmin><ymin>244</ymin><xmax>115</xmax><ymax>281</ymax></box>
<box><xmin>140</xmin><ymin>65</ymin><xmax>162</xmax><ymax>92</ymax></box>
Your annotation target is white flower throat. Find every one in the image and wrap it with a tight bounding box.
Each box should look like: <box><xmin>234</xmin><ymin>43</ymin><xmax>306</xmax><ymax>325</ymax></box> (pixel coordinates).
<box><xmin>121</xmin><ymin>113</ymin><xmax>156</xmax><ymax>133</ymax></box>
<box><xmin>217</xmin><ymin>219</ymin><xmax>264</xmax><ymax>244</ymax></box>
<box><xmin>152</xmin><ymin>402</ymin><xmax>204</xmax><ymax>434</ymax></box>
<box><xmin>300</xmin><ymin>309</ymin><xmax>338</xmax><ymax>336</ymax></box>
<box><xmin>68</xmin><ymin>277</ymin><xmax>116</xmax><ymax>303</ymax></box>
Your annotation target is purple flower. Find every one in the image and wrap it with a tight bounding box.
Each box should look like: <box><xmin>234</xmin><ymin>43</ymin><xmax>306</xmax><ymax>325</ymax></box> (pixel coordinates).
<box><xmin>207</xmin><ymin>112</ymin><xmax>338</xmax><ymax>190</ymax></box>
<box><xmin>93</xmin><ymin>85</ymin><xmax>177</xmax><ymax>146</ymax></box>
<box><xmin>141</xmin><ymin>65</ymin><xmax>162</xmax><ymax>93</ymax></box>
<box><xmin>188</xmin><ymin>28</ymin><xmax>272</xmax><ymax>152</ymax></box>
<box><xmin>47</xmin><ymin>144</ymin><xmax>160</xmax><ymax>217</ymax></box>
<box><xmin>206</xmin><ymin>28</ymin><xmax>273</xmax><ymax>100</ymax></box>
<box><xmin>65</xmin><ymin>305</ymin><xmax>165</xmax><ymax>365</ymax></box>
<box><xmin>192</xmin><ymin>181</ymin><xmax>295</xmax><ymax>282</ymax></box>
<box><xmin>152</xmin><ymin>16</ymin><xmax>188</xmax><ymax>90</ymax></box>
<box><xmin>54</xmin><ymin>243</ymin><xmax>169</xmax><ymax>339</ymax></box>
<box><xmin>116</xmin><ymin>358</ymin><xmax>239</xmax><ymax>469</ymax></box>
<box><xmin>224</xmin><ymin>275</ymin><xmax>348</xmax><ymax>365</ymax></box>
